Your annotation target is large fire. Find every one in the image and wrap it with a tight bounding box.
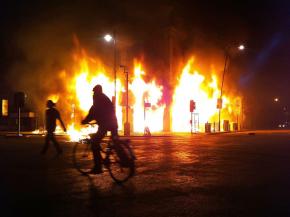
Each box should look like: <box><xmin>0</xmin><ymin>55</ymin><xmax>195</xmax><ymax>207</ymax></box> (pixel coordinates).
<box><xmin>130</xmin><ymin>62</ymin><xmax>165</xmax><ymax>133</ymax></box>
<box><xmin>172</xmin><ymin>58</ymin><xmax>238</xmax><ymax>132</ymax></box>
<box><xmin>45</xmin><ymin>49</ymin><xmax>241</xmax><ymax>140</ymax></box>
<box><xmin>63</xmin><ymin>53</ymin><xmax>166</xmax><ymax>140</ymax></box>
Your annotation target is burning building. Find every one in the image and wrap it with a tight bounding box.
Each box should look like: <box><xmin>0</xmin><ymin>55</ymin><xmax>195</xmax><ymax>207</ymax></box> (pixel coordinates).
<box><xmin>38</xmin><ymin>42</ymin><xmax>242</xmax><ymax>140</ymax></box>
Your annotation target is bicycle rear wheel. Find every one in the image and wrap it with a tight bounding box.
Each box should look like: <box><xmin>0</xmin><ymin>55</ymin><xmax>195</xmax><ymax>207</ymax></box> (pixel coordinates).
<box><xmin>73</xmin><ymin>142</ymin><xmax>94</xmax><ymax>175</ymax></box>
<box><xmin>107</xmin><ymin>142</ymin><xmax>135</xmax><ymax>183</ymax></box>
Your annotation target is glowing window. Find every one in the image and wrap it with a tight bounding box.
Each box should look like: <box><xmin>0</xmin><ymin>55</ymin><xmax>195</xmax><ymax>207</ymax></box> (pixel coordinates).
<box><xmin>2</xmin><ymin>99</ymin><xmax>8</xmax><ymax>116</ymax></box>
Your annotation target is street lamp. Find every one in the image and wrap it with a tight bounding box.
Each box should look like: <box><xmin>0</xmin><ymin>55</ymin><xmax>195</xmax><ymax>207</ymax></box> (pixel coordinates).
<box><xmin>103</xmin><ymin>32</ymin><xmax>117</xmax><ymax>106</ymax></box>
<box><xmin>120</xmin><ymin>65</ymin><xmax>130</xmax><ymax>136</ymax></box>
<box><xmin>218</xmin><ymin>44</ymin><xmax>245</xmax><ymax>132</ymax></box>
<box><xmin>104</xmin><ymin>34</ymin><xmax>113</xmax><ymax>42</ymax></box>
<box><xmin>238</xmin><ymin>44</ymin><xmax>245</xmax><ymax>50</ymax></box>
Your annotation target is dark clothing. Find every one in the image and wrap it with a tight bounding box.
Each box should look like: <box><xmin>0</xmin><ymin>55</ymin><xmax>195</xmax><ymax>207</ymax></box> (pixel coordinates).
<box><xmin>41</xmin><ymin>107</ymin><xmax>66</xmax><ymax>155</ymax></box>
<box><xmin>42</xmin><ymin>132</ymin><xmax>63</xmax><ymax>154</ymax></box>
<box><xmin>46</xmin><ymin>108</ymin><xmax>61</xmax><ymax>132</ymax></box>
<box><xmin>82</xmin><ymin>92</ymin><xmax>118</xmax><ymax>171</ymax></box>
<box><xmin>82</xmin><ymin>93</ymin><xmax>118</xmax><ymax>129</ymax></box>
<box><xmin>90</xmin><ymin>126</ymin><xmax>118</xmax><ymax>169</ymax></box>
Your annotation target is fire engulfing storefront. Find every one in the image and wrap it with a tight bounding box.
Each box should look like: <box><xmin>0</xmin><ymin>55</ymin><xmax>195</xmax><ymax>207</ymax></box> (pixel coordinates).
<box><xmin>38</xmin><ymin>46</ymin><xmax>242</xmax><ymax>140</ymax></box>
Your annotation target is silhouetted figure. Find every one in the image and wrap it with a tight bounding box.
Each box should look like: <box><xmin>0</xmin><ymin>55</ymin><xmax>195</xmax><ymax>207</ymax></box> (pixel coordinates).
<box><xmin>41</xmin><ymin>100</ymin><xmax>66</xmax><ymax>155</ymax></box>
<box><xmin>81</xmin><ymin>84</ymin><xmax>118</xmax><ymax>174</ymax></box>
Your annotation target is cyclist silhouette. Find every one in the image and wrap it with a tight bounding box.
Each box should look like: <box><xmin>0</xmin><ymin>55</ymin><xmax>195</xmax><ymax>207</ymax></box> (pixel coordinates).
<box><xmin>81</xmin><ymin>84</ymin><xmax>118</xmax><ymax>174</ymax></box>
<box><xmin>41</xmin><ymin>100</ymin><xmax>66</xmax><ymax>155</ymax></box>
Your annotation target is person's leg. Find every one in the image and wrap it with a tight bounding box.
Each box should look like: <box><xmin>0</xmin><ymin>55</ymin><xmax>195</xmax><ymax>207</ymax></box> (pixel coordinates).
<box><xmin>50</xmin><ymin>133</ymin><xmax>63</xmax><ymax>154</ymax></box>
<box><xmin>91</xmin><ymin>127</ymin><xmax>107</xmax><ymax>173</ymax></box>
<box><xmin>110</xmin><ymin>127</ymin><xmax>119</xmax><ymax>140</ymax></box>
<box><xmin>41</xmin><ymin>133</ymin><xmax>50</xmax><ymax>154</ymax></box>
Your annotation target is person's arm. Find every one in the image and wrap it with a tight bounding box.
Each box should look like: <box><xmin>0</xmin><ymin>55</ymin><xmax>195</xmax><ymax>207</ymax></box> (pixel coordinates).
<box><xmin>56</xmin><ymin>110</ymin><xmax>66</xmax><ymax>132</ymax></box>
<box><xmin>59</xmin><ymin>117</ymin><xmax>66</xmax><ymax>132</ymax></box>
<box><xmin>81</xmin><ymin>106</ymin><xmax>95</xmax><ymax>124</ymax></box>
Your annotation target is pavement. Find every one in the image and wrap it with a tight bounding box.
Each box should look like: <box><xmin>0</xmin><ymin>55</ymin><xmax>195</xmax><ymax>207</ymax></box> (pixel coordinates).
<box><xmin>1</xmin><ymin>130</ymin><xmax>290</xmax><ymax>217</ymax></box>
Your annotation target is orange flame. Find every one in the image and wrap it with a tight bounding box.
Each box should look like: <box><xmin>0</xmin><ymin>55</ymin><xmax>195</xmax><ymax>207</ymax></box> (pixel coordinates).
<box><xmin>44</xmin><ymin>48</ymin><xmax>241</xmax><ymax>140</ymax></box>
<box><xmin>130</xmin><ymin>61</ymin><xmax>165</xmax><ymax>132</ymax></box>
<box><xmin>172</xmin><ymin>58</ymin><xmax>239</xmax><ymax>132</ymax></box>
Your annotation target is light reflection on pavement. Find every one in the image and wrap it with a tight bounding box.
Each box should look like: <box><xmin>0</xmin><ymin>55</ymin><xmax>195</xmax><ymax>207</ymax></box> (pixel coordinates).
<box><xmin>1</xmin><ymin>131</ymin><xmax>290</xmax><ymax>216</ymax></box>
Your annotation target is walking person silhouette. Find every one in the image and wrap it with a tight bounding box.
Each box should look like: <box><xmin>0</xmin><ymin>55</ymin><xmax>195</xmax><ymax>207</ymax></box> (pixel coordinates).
<box><xmin>41</xmin><ymin>100</ymin><xmax>66</xmax><ymax>155</ymax></box>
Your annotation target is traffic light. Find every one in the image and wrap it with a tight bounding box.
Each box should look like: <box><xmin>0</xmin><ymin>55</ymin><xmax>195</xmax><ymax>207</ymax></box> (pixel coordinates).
<box><xmin>190</xmin><ymin>100</ymin><xmax>196</xmax><ymax>112</ymax></box>
<box><xmin>144</xmin><ymin>102</ymin><xmax>151</xmax><ymax>108</ymax></box>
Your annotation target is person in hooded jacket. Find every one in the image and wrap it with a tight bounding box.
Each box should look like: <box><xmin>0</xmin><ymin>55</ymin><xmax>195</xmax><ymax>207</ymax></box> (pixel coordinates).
<box><xmin>81</xmin><ymin>84</ymin><xmax>118</xmax><ymax>173</ymax></box>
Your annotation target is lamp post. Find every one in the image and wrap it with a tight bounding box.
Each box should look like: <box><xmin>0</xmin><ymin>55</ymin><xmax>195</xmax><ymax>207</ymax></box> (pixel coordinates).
<box><xmin>104</xmin><ymin>31</ymin><xmax>117</xmax><ymax>106</ymax></box>
<box><xmin>218</xmin><ymin>44</ymin><xmax>245</xmax><ymax>132</ymax></box>
<box><xmin>218</xmin><ymin>51</ymin><xmax>229</xmax><ymax>132</ymax></box>
<box><xmin>120</xmin><ymin>65</ymin><xmax>130</xmax><ymax>136</ymax></box>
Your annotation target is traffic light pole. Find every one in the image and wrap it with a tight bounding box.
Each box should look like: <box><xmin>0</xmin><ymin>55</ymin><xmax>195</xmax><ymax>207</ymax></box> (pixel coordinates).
<box><xmin>190</xmin><ymin>100</ymin><xmax>195</xmax><ymax>134</ymax></box>
<box><xmin>191</xmin><ymin>111</ymin><xmax>193</xmax><ymax>134</ymax></box>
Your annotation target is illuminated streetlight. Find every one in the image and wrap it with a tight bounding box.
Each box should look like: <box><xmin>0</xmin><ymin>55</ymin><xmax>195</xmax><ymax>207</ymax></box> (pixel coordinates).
<box><xmin>104</xmin><ymin>34</ymin><xmax>113</xmax><ymax>42</ymax></box>
<box><xmin>274</xmin><ymin>97</ymin><xmax>279</xmax><ymax>102</ymax></box>
<box><xmin>218</xmin><ymin>44</ymin><xmax>245</xmax><ymax>132</ymax></box>
<box><xmin>103</xmin><ymin>32</ymin><xmax>117</xmax><ymax>106</ymax></box>
<box><xmin>238</xmin><ymin>44</ymin><xmax>245</xmax><ymax>50</ymax></box>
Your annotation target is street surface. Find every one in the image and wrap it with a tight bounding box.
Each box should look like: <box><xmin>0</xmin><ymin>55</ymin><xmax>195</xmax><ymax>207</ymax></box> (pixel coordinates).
<box><xmin>1</xmin><ymin>131</ymin><xmax>290</xmax><ymax>217</ymax></box>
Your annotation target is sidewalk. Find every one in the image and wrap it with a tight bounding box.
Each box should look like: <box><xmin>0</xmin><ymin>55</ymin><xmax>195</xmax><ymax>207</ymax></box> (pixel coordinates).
<box><xmin>2</xmin><ymin>129</ymin><xmax>290</xmax><ymax>139</ymax></box>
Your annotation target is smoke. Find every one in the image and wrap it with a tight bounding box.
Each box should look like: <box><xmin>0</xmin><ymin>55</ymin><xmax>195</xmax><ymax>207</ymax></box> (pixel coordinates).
<box><xmin>5</xmin><ymin>18</ymin><xmax>72</xmax><ymax>118</ymax></box>
<box><xmin>3</xmin><ymin>0</ymin><xmax>249</xmax><ymax>127</ymax></box>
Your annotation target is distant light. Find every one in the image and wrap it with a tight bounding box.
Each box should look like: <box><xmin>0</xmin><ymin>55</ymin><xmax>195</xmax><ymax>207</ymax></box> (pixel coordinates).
<box><xmin>238</xmin><ymin>45</ymin><xmax>245</xmax><ymax>50</ymax></box>
<box><xmin>274</xmin><ymin>98</ymin><xmax>279</xmax><ymax>102</ymax></box>
<box><xmin>104</xmin><ymin>34</ymin><xmax>113</xmax><ymax>42</ymax></box>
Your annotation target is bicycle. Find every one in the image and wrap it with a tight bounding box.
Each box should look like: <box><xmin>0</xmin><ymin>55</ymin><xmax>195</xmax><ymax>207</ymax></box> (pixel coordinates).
<box><xmin>73</xmin><ymin>134</ymin><xmax>136</xmax><ymax>183</ymax></box>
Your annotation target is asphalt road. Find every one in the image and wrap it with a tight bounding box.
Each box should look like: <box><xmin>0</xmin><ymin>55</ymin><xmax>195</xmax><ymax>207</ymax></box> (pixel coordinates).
<box><xmin>1</xmin><ymin>131</ymin><xmax>290</xmax><ymax>217</ymax></box>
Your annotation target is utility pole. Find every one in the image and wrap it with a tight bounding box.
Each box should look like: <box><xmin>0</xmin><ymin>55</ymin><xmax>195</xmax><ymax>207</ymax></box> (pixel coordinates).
<box><xmin>113</xmin><ymin>30</ymin><xmax>117</xmax><ymax>107</ymax></box>
<box><xmin>218</xmin><ymin>52</ymin><xmax>229</xmax><ymax>132</ymax></box>
<box><xmin>103</xmin><ymin>31</ymin><xmax>117</xmax><ymax>108</ymax></box>
<box><xmin>120</xmin><ymin>65</ymin><xmax>130</xmax><ymax>136</ymax></box>
<box><xmin>218</xmin><ymin>44</ymin><xmax>245</xmax><ymax>132</ymax></box>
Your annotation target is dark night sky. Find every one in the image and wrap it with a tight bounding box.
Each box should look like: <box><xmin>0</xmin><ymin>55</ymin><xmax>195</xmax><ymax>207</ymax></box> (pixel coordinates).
<box><xmin>1</xmin><ymin>0</ymin><xmax>290</xmax><ymax>127</ymax></box>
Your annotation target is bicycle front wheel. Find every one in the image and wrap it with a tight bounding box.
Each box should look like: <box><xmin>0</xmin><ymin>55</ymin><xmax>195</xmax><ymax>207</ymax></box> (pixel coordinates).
<box><xmin>73</xmin><ymin>142</ymin><xmax>94</xmax><ymax>175</ymax></box>
<box><xmin>107</xmin><ymin>143</ymin><xmax>135</xmax><ymax>183</ymax></box>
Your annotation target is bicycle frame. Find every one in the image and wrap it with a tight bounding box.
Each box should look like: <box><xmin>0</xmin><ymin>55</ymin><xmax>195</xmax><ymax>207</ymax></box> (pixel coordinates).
<box><xmin>73</xmin><ymin>135</ymin><xmax>135</xmax><ymax>183</ymax></box>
